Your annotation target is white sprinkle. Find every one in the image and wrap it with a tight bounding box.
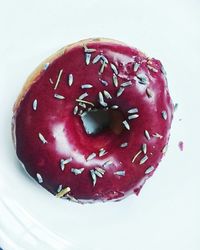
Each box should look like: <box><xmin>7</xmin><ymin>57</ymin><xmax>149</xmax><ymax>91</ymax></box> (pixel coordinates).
<box><xmin>54</xmin><ymin>93</ymin><xmax>65</xmax><ymax>100</ymax></box>
<box><xmin>101</xmin><ymin>55</ymin><xmax>108</xmax><ymax>64</ymax></box>
<box><xmin>111</xmin><ymin>105</ymin><xmax>119</xmax><ymax>109</ymax></box>
<box><xmin>113</xmin><ymin>74</ymin><xmax>118</xmax><ymax>87</ymax></box>
<box><xmin>162</xmin><ymin>144</ymin><xmax>168</xmax><ymax>154</ymax></box>
<box><xmin>71</xmin><ymin>168</ymin><xmax>84</xmax><ymax>175</ymax></box>
<box><xmin>99</xmin><ymin>60</ymin><xmax>107</xmax><ymax>74</ymax></box>
<box><xmin>140</xmin><ymin>155</ymin><xmax>148</xmax><ymax>165</ymax></box>
<box><xmin>99</xmin><ymin>148</ymin><xmax>107</xmax><ymax>157</ymax></box>
<box><xmin>146</xmin><ymin>88</ymin><xmax>153</xmax><ymax>98</ymax></box>
<box><xmin>73</xmin><ymin>106</ymin><xmax>78</xmax><ymax>115</ymax></box>
<box><xmin>99</xmin><ymin>92</ymin><xmax>107</xmax><ymax>107</ymax></box>
<box><xmin>85</xmin><ymin>53</ymin><xmax>91</xmax><ymax>65</ymax></box>
<box><xmin>128</xmin><ymin>114</ymin><xmax>139</xmax><ymax>120</ymax></box>
<box><xmin>32</xmin><ymin>99</ymin><xmax>38</xmax><ymax>111</ymax></box>
<box><xmin>128</xmin><ymin>108</ymin><xmax>138</xmax><ymax>114</ymax></box>
<box><xmin>83</xmin><ymin>45</ymin><xmax>96</xmax><ymax>53</ymax></box>
<box><xmin>92</xmin><ymin>54</ymin><xmax>102</xmax><ymax>64</ymax></box>
<box><xmin>78</xmin><ymin>92</ymin><xmax>88</xmax><ymax>100</ymax></box>
<box><xmin>86</xmin><ymin>152</ymin><xmax>96</xmax><ymax>161</ymax></box>
<box><xmin>99</xmin><ymin>79</ymin><xmax>108</xmax><ymax>86</ymax></box>
<box><xmin>145</xmin><ymin>166</ymin><xmax>154</xmax><ymax>174</ymax></box>
<box><xmin>136</xmin><ymin>73</ymin><xmax>148</xmax><ymax>85</ymax></box>
<box><xmin>94</xmin><ymin>170</ymin><xmax>103</xmax><ymax>178</ymax></box>
<box><xmin>114</xmin><ymin>170</ymin><xmax>125</xmax><ymax>176</ymax></box>
<box><xmin>121</xmin><ymin>81</ymin><xmax>132</xmax><ymax>87</ymax></box>
<box><xmin>153</xmin><ymin>133</ymin><xmax>163</xmax><ymax>139</ymax></box>
<box><xmin>117</xmin><ymin>87</ymin><xmax>125</xmax><ymax>97</ymax></box>
<box><xmin>133</xmin><ymin>62</ymin><xmax>140</xmax><ymax>72</ymax></box>
<box><xmin>36</xmin><ymin>173</ymin><xmax>43</xmax><ymax>183</ymax></box>
<box><xmin>147</xmin><ymin>65</ymin><xmax>158</xmax><ymax>72</ymax></box>
<box><xmin>142</xmin><ymin>143</ymin><xmax>147</xmax><ymax>154</ymax></box>
<box><xmin>144</xmin><ymin>130</ymin><xmax>151</xmax><ymax>140</ymax></box>
<box><xmin>95</xmin><ymin>167</ymin><xmax>105</xmax><ymax>175</ymax></box>
<box><xmin>123</xmin><ymin>120</ymin><xmax>130</xmax><ymax>130</ymax></box>
<box><xmin>60</xmin><ymin>158</ymin><xmax>72</xmax><ymax>170</ymax></box>
<box><xmin>44</xmin><ymin>62</ymin><xmax>50</xmax><ymax>70</ymax></box>
<box><xmin>38</xmin><ymin>133</ymin><xmax>47</xmax><ymax>144</ymax></box>
<box><xmin>81</xmin><ymin>84</ymin><xmax>93</xmax><ymax>89</ymax></box>
<box><xmin>68</xmin><ymin>73</ymin><xmax>73</xmax><ymax>86</ymax></box>
<box><xmin>162</xmin><ymin>110</ymin><xmax>168</xmax><ymax>120</ymax></box>
<box><xmin>132</xmin><ymin>150</ymin><xmax>142</xmax><ymax>163</ymax></box>
<box><xmin>120</xmin><ymin>142</ymin><xmax>128</xmax><ymax>148</ymax></box>
<box><xmin>54</xmin><ymin>69</ymin><xmax>63</xmax><ymax>90</ymax></box>
<box><xmin>57</xmin><ymin>184</ymin><xmax>63</xmax><ymax>193</ymax></box>
<box><xmin>79</xmin><ymin>102</ymin><xmax>86</xmax><ymax>108</ymax></box>
<box><xmin>103</xmin><ymin>160</ymin><xmax>113</xmax><ymax>167</ymax></box>
<box><xmin>49</xmin><ymin>78</ymin><xmax>54</xmax><ymax>84</ymax></box>
<box><xmin>103</xmin><ymin>90</ymin><xmax>112</xmax><ymax>99</ymax></box>
<box><xmin>90</xmin><ymin>169</ymin><xmax>97</xmax><ymax>186</ymax></box>
<box><xmin>110</xmin><ymin>63</ymin><xmax>118</xmax><ymax>75</ymax></box>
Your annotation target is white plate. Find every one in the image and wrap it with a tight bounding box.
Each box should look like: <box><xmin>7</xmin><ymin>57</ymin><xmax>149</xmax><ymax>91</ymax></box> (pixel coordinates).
<box><xmin>0</xmin><ymin>0</ymin><xmax>200</xmax><ymax>249</ymax></box>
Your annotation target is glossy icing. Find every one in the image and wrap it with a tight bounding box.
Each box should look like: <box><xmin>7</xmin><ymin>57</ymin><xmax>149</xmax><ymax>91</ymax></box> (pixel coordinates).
<box><xmin>13</xmin><ymin>39</ymin><xmax>174</xmax><ymax>203</ymax></box>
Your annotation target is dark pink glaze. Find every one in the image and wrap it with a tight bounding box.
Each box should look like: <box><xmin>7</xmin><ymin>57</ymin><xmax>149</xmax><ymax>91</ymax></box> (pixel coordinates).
<box><xmin>13</xmin><ymin>40</ymin><xmax>174</xmax><ymax>203</ymax></box>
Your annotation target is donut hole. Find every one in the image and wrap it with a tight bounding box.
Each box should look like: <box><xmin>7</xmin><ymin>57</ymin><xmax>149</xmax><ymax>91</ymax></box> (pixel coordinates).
<box><xmin>81</xmin><ymin>109</ymin><xmax>124</xmax><ymax>135</ymax></box>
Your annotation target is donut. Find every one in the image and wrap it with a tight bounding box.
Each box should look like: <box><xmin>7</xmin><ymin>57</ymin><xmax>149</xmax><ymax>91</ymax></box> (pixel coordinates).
<box><xmin>12</xmin><ymin>38</ymin><xmax>174</xmax><ymax>203</ymax></box>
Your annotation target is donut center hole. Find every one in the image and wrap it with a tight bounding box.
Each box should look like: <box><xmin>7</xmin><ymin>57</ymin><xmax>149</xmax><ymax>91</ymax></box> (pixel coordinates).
<box><xmin>81</xmin><ymin>109</ymin><xmax>124</xmax><ymax>135</ymax></box>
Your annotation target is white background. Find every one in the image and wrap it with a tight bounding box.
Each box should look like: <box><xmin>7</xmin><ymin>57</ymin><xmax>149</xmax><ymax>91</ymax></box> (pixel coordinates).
<box><xmin>0</xmin><ymin>0</ymin><xmax>200</xmax><ymax>250</ymax></box>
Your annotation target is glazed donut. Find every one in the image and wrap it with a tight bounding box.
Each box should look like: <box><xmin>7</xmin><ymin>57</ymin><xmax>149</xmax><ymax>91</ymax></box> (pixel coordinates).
<box><xmin>12</xmin><ymin>38</ymin><xmax>174</xmax><ymax>203</ymax></box>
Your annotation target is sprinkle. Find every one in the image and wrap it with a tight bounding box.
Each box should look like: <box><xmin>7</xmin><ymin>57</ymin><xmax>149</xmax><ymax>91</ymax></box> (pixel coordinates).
<box><xmin>140</xmin><ymin>155</ymin><xmax>148</xmax><ymax>165</ymax></box>
<box><xmin>153</xmin><ymin>133</ymin><xmax>163</xmax><ymax>139</ymax></box>
<box><xmin>76</xmin><ymin>99</ymin><xmax>94</xmax><ymax>106</ymax></box>
<box><xmin>90</xmin><ymin>169</ymin><xmax>97</xmax><ymax>186</ymax></box>
<box><xmin>103</xmin><ymin>90</ymin><xmax>112</xmax><ymax>99</ymax></box>
<box><xmin>161</xmin><ymin>110</ymin><xmax>168</xmax><ymax>120</ymax></box>
<box><xmin>85</xmin><ymin>53</ymin><xmax>91</xmax><ymax>65</ymax></box>
<box><xmin>147</xmin><ymin>65</ymin><xmax>158</xmax><ymax>72</ymax></box>
<box><xmin>73</xmin><ymin>106</ymin><xmax>78</xmax><ymax>115</ymax></box>
<box><xmin>79</xmin><ymin>102</ymin><xmax>86</xmax><ymax>108</ymax></box>
<box><xmin>145</xmin><ymin>166</ymin><xmax>154</xmax><ymax>174</ymax></box>
<box><xmin>57</xmin><ymin>184</ymin><xmax>63</xmax><ymax>193</ymax></box>
<box><xmin>99</xmin><ymin>148</ymin><xmax>107</xmax><ymax>157</ymax></box>
<box><xmin>111</xmin><ymin>105</ymin><xmax>119</xmax><ymax>109</ymax></box>
<box><xmin>54</xmin><ymin>93</ymin><xmax>65</xmax><ymax>100</ymax></box>
<box><xmin>71</xmin><ymin>168</ymin><xmax>84</xmax><ymax>175</ymax></box>
<box><xmin>49</xmin><ymin>78</ymin><xmax>54</xmax><ymax>84</ymax></box>
<box><xmin>128</xmin><ymin>114</ymin><xmax>139</xmax><ymax>120</ymax></box>
<box><xmin>174</xmin><ymin>103</ymin><xmax>178</xmax><ymax>111</ymax></box>
<box><xmin>128</xmin><ymin>108</ymin><xmax>138</xmax><ymax>114</ymax></box>
<box><xmin>81</xmin><ymin>84</ymin><xmax>93</xmax><ymax>89</ymax></box>
<box><xmin>110</xmin><ymin>63</ymin><xmax>118</xmax><ymax>75</ymax></box>
<box><xmin>99</xmin><ymin>60</ymin><xmax>107</xmax><ymax>74</ymax></box>
<box><xmin>146</xmin><ymin>88</ymin><xmax>153</xmax><ymax>98</ymax></box>
<box><xmin>142</xmin><ymin>143</ymin><xmax>147</xmax><ymax>154</ymax></box>
<box><xmin>162</xmin><ymin>144</ymin><xmax>168</xmax><ymax>154</ymax></box>
<box><xmin>99</xmin><ymin>79</ymin><xmax>108</xmax><ymax>86</ymax></box>
<box><xmin>113</xmin><ymin>74</ymin><xmax>118</xmax><ymax>87</ymax></box>
<box><xmin>54</xmin><ymin>69</ymin><xmax>63</xmax><ymax>90</ymax></box>
<box><xmin>32</xmin><ymin>99</ymin><xmax>38</xmax><ymax>111</ymax></box>
<box><xmin>38</xmin><ymin>133</ymin><xmax>47</xmax><ymax>144</ymax></box>
<box><xmin>132</xmin><ymin>150</ymin><xmax>142</xmax><ymax>163</ymax></box>
<box><xmin>60</xmin><ymin>158</ymin><xmax>72</xmax><ymax>171</ymax></box>
<box><xmin>136</xmin><ymin>73</ymin><xmax>148</xmax><ymax>85</ymax></box>
<box><xmin>68</xmin><ymin>73</ymin><xmax>73</xmax><ymax>87</ymax></box>
<box><xmin>120</xmin><ymin>142</ymin><xmax>128</xmax><ymax>148</ymax></box>
<box><xmin>121</xmin><ymin>81</ymin><xmax>132</xmax><ymax>87</ymax></box>
<box><xmin>78</xmin><ymin>92</ymin><xmax>88</xmax><ymax>100</ymax></box>
<box><xmin>44</xmin><ymin>62</ymin><xmax>50</xmax><ymax>70</ymax></box>
<box><xmin>101</xmin><ymin>55</ymin><xmax>109</xmax><ymax>64</ymax></box>
<box><xmin>95</xmin><ymin>167</ymin><xmax>105</xmax><ymax>175</ymax></box>
<box><xmin>123</xmin><ymin>120</ymin><xmax>130</xmax><ymax>130</ymax></box>
<box><xmin>94</xmin><ymin>170</ymin><xmax>103</xmax><ymax>178</ymax></box>
<box><xmin>99</xmin><ymin>92</ymin><xmax>107</xmax><ymax>107</ymax></box>
<box><xmin>133</xmin><ymin>62</ymin><xmax>140</xmax><ymax>72</ymax></box>
<box><xmin>114</xmin><ymin>170</ymin><xmax>125</xmax><ymax>176</ymax></box>
<box><xmin>56</xmin><ymin>187</ymin><xmax>71</xmax><ymax>198</ymax></box>
<box><xmin>117</xmin><ymin>87</ymin><xmax>125</xmax><ymax>97</ymax></box>
<box><xmin>86</xmin><ymin>152</ymin><xmax>96</xmax><ymax>161</ymax></box>
<box><xmin>36</xmin><ymin>173</ymin><xmax>43</xmax><ymax>183</ymax></box>
<box><xmin>103</xmin><ymin>160</ymin><xmax>113</xmax><ymax>167</ymax></box>
<box><xmin>65</xmin><ymin>194</ymin><xmax>79</xmax><ymax>203</ymax></box>
<box><xmin>92</xmin><ymin>54</ymin><xmax>102</xmax><ymax>64</ymax></box>
<box><xmin>144</xmin><ymin>130</ymin><xmax>151</xmax><ymax>140</ymax></box>
<box><xmin>83</xmin><ymin>45</ymin><xmax>96</xmax><ymax>53</ymax></box>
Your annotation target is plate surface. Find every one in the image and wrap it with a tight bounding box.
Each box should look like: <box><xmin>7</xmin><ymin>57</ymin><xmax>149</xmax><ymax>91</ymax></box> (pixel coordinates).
<box><xmin>0</xmin><ymin>0</ymin><xmax>200</xmax><ymax>249</ymax></box>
